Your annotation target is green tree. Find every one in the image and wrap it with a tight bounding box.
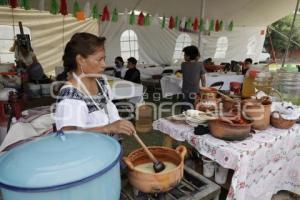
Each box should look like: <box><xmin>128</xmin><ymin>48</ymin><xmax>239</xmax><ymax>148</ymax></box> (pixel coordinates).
<box><xmin>265</xmin><ymin>14</ymin><xmax>300</xmax><ymax>53</ymax></box>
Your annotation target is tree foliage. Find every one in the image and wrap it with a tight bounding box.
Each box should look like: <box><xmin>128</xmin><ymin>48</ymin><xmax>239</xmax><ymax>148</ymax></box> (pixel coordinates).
<box><xmin>264</xmin><ymin>14</ymin><xmax>300</xmax><ymax>53</ymax></box>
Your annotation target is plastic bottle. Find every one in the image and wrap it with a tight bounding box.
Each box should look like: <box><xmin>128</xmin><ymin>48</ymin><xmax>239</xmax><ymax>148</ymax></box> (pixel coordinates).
<box><xmin>241</xmin><ymin>70</ymin><xmax>257</xmax><ymax>98</ymax></box>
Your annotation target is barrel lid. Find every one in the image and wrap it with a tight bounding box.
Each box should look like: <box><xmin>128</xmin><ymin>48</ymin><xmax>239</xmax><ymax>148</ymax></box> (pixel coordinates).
<box><xmin>0</xmin><ymin>131</ymin><xmax>121</xmax><ymax>191</ymax></box>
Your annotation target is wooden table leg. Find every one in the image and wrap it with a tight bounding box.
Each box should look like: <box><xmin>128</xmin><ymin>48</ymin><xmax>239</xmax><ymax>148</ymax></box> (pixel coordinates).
<box><xmin>163</xmin><ymin>135</ymin><xmax>173</xmax><ymax>147</ymax></box>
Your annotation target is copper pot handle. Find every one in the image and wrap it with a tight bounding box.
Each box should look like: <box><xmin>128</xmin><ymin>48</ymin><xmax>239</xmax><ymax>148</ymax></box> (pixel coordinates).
<box><xmin>175</xmin><ymin>145</ymin><xmax>187</xmax><ymax>160</ymax></box>
<box><xmin>122</xmin><ymin>157</ymin><xmax>135</xmax><ymax>171</ymax></box>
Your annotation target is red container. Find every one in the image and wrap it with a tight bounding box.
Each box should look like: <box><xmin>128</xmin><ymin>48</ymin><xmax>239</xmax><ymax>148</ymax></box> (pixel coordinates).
<box><xmin>230</xmin><ymin>82</ymin><xmax>241</xmax><ymax>95</ymax></box>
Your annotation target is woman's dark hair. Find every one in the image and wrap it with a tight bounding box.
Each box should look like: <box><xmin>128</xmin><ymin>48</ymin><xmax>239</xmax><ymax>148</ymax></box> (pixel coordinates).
<box><xmin>127</xmin><ymin>57</ymin><xmax>137</xmax><ymax>65</ymax></box>
<box><xmin>62</xmin><ymin>32</ymin><xmax>106</xmax><ymax>72</ymax></box>
<box><xmin>115</xmin><ymin>56</ymin><xmax>124</xmax><ymax>65</ymax></box>
<box><xmin>182</xmin><ymin>45</ymin><xmax>200</xmax><ymax>60</ymax></box>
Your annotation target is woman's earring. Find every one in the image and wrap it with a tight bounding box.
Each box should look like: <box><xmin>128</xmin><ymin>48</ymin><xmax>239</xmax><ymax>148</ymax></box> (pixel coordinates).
<box><xmin>80</xmin><ymin>65</ymin><xmax>84</xmax><ymax>74</ymax></box>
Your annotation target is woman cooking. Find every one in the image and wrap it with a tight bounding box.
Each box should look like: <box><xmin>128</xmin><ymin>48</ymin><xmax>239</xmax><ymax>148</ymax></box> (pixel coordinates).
<box><xmin>55</xmin><ymin>32</ymin><xmax>135</xmax><ymax>136</ymax></box>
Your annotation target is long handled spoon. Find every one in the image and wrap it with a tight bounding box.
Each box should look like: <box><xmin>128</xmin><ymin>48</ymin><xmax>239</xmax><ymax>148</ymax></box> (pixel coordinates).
<box><xmin>132</xmin><ymin>132</ymin><xmax>166</xmax><ymax>173</ymax></box>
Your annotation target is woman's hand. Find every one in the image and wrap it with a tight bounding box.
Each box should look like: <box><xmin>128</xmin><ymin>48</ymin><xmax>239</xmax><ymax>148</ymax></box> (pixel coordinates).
<box><xmin>105</xmin><ymin>119</ymin><xmax>136</xmax><ymax>136</ymax></box>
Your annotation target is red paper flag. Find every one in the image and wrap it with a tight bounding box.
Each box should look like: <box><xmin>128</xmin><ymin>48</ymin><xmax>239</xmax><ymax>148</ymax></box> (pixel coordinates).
<box><xmin>60</xmin><ymin>0</ymin><xmax>68</xmax><ymax>15</ymax></box>
<box><xmin>193</xmin><ymin>18</ymin><xmax>199</xmax><ymax>32</ymax></box>
<box><xmin>101</xmin><ymin>6</ymin><xmax>110</xmax><ymax>21</ymax></box>
<box><xmin>168</xmin><ymin>16</ymin><xmax>175</xmax><ymax>29</ymax></box>
<box><xmin>137</xmin><ymin>11</ymin><xmax>145</xmax><ymax>26</ymax></box>
<box><xmin>215</xmin><ymin>19</ymin><xmax>220</xmax><ymax>32</ymax></box>
<box><xmin>9</xmin><ymin>0</ymin><xmax>17</xmax><ymax>8</ymax></box>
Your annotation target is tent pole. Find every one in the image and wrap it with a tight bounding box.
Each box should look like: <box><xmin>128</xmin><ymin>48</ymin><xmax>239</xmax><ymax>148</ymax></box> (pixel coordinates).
<box><xmin>281</xmin><ymin>0</ymin><xmax>300</xmax><ymax>68</ymax></box>
<box><xmin>198</xmin><ymin>0</ymin><xmax>205</xmax><ymax>55</ymax></box>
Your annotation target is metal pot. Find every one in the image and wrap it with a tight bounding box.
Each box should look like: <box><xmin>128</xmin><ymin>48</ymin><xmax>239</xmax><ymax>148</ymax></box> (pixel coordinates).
<box><xmin>0</xmin><ymin>131</ymin><xmax>121</xmax><ymax>200</ymax></box>
<box><xmin>123</xmin><ymin>145</ymin><xmax>187</xmax><ymax>193</ymax></box>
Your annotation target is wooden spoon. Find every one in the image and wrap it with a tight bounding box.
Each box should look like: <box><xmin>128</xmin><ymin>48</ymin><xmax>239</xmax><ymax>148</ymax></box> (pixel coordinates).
<box><xmin>132</xmin><ymin>132</ymin><xmax>166</xmax><ymax>173</ymax></box>
<box><xmin>217</xmin><ymin>91</ymin><xmax>235</xmax><ymax>102</ymax></box>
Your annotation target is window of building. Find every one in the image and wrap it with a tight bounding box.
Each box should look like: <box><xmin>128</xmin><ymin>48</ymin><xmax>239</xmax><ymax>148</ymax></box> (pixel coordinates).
<box><xmin>247</xmin><ymin>36</ymin><xmax>257</xmax><ymax>56</ymax></box>
<box><xmin>0</xmin><ymin>25</ymin><xmax>31</xmax><ymax>63</ymax></box>
<box><xmin>173</xmin><ymin>33</ymin><xmax>192</xmax><ymax>62</ymax></box>
<box><xmin>120</xmin><ymin>29</ymin><xmax>139</xmax><ymax>61</ymax></box>
<box><xmin>214</xmin><ymin>36</ymin><xmax>228</xmax><ymax>59</ymax></box>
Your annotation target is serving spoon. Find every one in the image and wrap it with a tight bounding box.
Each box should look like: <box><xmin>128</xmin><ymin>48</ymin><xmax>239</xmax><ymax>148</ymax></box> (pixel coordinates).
<box><xmin>132</xmin><ymin>132</ymin><xmax>166</xmax><ymax>173</ymax></box>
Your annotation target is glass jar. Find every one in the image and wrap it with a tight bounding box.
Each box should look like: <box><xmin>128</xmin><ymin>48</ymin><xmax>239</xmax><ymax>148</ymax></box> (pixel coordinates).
<box><xmin>272</xmin><ymin>70</ymin><xmax>300</xmax><ymax>105</ymax></box>
<box><xmin>253</xmin><ymin>71</ymin><xmax>273</xmax><ymax>95</ymax></box>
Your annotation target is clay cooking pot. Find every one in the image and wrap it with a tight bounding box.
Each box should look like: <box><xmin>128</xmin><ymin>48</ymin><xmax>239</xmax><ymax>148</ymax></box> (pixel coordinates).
<box><xmin>123</xmin><ymin>145</ymin><xmax>187</xmax><ymax>193</ymax></box>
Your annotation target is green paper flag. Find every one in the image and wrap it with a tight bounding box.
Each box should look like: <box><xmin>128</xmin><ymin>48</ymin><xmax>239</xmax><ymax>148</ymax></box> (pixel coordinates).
<box><xmin>129</xmin><ymin>11</ymin><xmax>135</xmax><ymax>25</ymax></box>
<box><xmin>219</xmin><ymin>20</ymin><xmax>224</xmax><ymax>31</ymax></box>
<box><xmin>144</xmin><ymin>14</ymin><xmax>150</xmax><ymax>26</ymax></box>
<box><xmin>228</xmin><ymin>20</ymin><xmax>234</xmax><ymax>31</ymax></box>
<box><xmin>209</xmin><ymin>19</ymin><xmax>214</xmax><ymax>31</ymax></box>
<box><xmin>50</xmin><ymin>0</ymin><xmax>59</xmax><ymax>14</ymax></box>
<box><xmin>92</xmin><ymin>4</ymin><xmax>98</xmax><ymax>19</ymax></box>
<box><xmin>199</xmin><ymin>18</ymin><xmax>204</xmax><ymax>32</ymax></box>
<box><xmin>175</xmin><ymin>16</ymin><xmax>179</xmax><ymax>30</ymax></box>
<box><xmin>73</xmin><ymin>1</ymin><xmax>80</xmax><ymax>17</ymax></box>
<box><xmin>161</xmin><ymin>15</ymin><xmax>166</xmax><ymax>28</ymax></box>
<box><xmin>186</xmin><ymin>18</ymin><xmax>192</xmax><ymax>30</ymax></box>
<box><xmin>0</xmin><ymin>0</ymin><xmax>7</xmax><ymax>5</ymax></box>
<box><xmin>21</xmin><ymin>0</ymin><xmax>30</xmax><ymax>10</ymax></box>
<box><xmin>111</xmin><ymin>8</ymin><xmax>118</xmax><ymax>22</ymax></box>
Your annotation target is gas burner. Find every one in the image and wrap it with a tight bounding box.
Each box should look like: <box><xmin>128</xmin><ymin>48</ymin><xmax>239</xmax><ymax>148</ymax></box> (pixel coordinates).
<box><xmin>121</xmin><ymin>166</ymin><xmax>221</xmax><ymax>200</ymax></box>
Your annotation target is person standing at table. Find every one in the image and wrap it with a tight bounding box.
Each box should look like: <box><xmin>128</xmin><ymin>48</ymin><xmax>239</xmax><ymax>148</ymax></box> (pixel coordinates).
<box><xmin>241</xmin><ymin>58</ymin><xmax>253</xmax><ymax>76</ymax></box>
<box><xmin>181</xmin><ymin>45</ymin><xmax>206</xmax><ymax>111</ymax></box>
<box><xmin>124</xmin><ymin>57</ymin><xmax>141</xmax><ymax>84</ymax></box>
<box><xmin>114</xmin><ymin>56</ymin><xmax>126</xmax><ymax>78</ymax></box>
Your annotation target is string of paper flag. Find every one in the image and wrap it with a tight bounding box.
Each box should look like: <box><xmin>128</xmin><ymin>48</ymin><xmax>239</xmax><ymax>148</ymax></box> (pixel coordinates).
<box><xmin>0</xmin><ymin>0</ymin><xmax>234</xmax><ymax>32</ymax></box>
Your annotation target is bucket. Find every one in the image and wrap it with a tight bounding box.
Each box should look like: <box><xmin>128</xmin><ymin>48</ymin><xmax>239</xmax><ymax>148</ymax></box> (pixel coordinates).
<box><xmin>28</xmin><ymin>84</ymin><xmax>41</xmax><ymax>98</ymax></box>
<box><xmin>202</xmin><ymin>156</ymin><xmax>214</xmax><ymax>178</ymax></box>
<box><xmin>214</xmin><ymin>164</ymin><xmax>228</xmax><ymax>185</ymax></box>
<box><xmin>41</xmin><ymin>83</ymin><xmax>51</xmax><ymax>96</ymax></box>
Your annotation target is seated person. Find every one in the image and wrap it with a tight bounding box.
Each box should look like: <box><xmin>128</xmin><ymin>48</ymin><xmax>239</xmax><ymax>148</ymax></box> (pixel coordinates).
<box><xmin>114</xmin><ymin>56</ymin><xmax>126</xmax><ymax>78</ymax></box>
<box><xmin>241</xmin><ymin>58</ymin><xmax>253</xmax><ymax>75</ymax></box>
<box><xmin>203</xmin><ymin>58</ymin><xmax>223</xmax><ymax>72</ymax></box>
<box><xmin>11</xmin><ymin>40</ymin><xmax>50</xmax><ymax>84</ymax></box>
<box><xmin>124</xmin><ymin>57</ymin><xmax>141</xmax><ymax>84</ymax></box>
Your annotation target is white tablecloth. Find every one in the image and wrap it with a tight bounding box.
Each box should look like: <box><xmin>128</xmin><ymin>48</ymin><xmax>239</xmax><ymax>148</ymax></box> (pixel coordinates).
<box><xmin>153</xmin><ymin>119</ymin><xmax>300</xmax><ymax>200</ymax></box>
<box><xmin>160</xmin><ymin>73</ymin><xmax>244</xmax><ymax>97</ymax></box>
<box><xmin>105</xmin><ymin>75</ymin><xmax>144</xmax><ymax>100</ymax></box>
<box><xmin>138</xmin><ymin>66</ymin><xmax>181</xmax><ymax>80</ymax></box>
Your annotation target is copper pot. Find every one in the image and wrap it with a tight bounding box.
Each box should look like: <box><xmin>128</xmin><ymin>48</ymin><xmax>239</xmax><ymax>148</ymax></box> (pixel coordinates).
<box><xmin>123</xmin><ymin>145</ymin><xmax>187</xmax><ymax>193</ymax></box>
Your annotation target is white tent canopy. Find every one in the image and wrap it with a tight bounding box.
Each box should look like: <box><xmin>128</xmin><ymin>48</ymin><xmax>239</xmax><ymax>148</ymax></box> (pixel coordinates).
<box><xmin>29</xmin><ymin>0</ymin><xmax>297</xmax><ymax>26</ymax></box>
<box><xmin>0</xmin><ymin>0</ymin><xmax>297</xmax><ymax>74</ymax></box>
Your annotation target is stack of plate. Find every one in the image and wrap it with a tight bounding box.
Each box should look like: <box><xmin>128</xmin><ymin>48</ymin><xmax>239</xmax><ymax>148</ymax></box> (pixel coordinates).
<box><xmin>183</xmin><ymin>110</ymin><xmax>217</xmax><ymax>127</ymax></box>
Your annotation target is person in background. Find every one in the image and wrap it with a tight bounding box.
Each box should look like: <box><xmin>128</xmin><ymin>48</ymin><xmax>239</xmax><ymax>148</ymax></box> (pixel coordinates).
<box><xmin>55</xmin><ymin>32</ymin><xmax>135</xmax><ymax>137</ymax></box>
<box><xmin>242</xmin><ymin>58</ymin><xmax>253</xmax><ymax>75</ymax></box>
<box><xmin>181</xmin><ymin>45</ymin><xmax>206</xmax><ymax>111</ymax></box>
<box><xmin>11</xmin><ymin>40</ymin><xmax>50</xmax><ymax>83</ymax></box>
<box><xmin>203</xmin><ymin>57</ymin><xmax>224</xmax><ymax>72</ymax></box>
<box><xmin>114</xmin><ymin>56</ymin><xmax>126</xmax><ymax>78</ymax></box>
<box><xmin>124</xmin><ymin>57</ymin><xmax>141</xmax><ymax>84</ymax></box>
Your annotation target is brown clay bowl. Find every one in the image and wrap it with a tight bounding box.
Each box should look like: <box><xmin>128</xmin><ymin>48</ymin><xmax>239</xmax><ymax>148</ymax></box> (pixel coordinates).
<box><xmin>123</xmin><ymin>146</ymin><xmax>187</xmax><ymax>193</ymax></box>
<box><xmin>208</xmin><ymin>119</ymin><xmax>253</xmax><ymax>141</ymax></box>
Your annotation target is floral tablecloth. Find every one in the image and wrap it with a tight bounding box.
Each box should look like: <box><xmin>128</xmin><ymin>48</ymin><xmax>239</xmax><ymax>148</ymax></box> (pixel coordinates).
<box><xmin>153</xmin><ymin>118</ymin><xmax>300</xmax><ymax>200</ymax></box>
